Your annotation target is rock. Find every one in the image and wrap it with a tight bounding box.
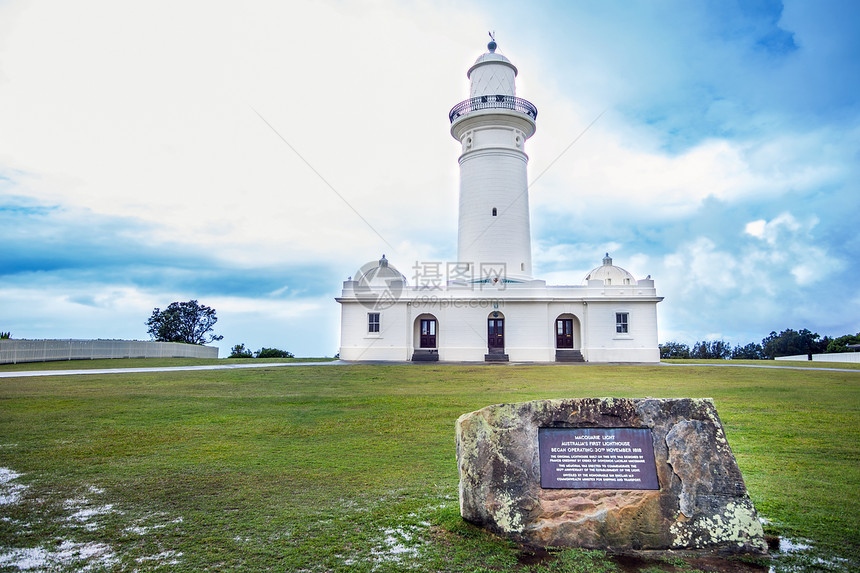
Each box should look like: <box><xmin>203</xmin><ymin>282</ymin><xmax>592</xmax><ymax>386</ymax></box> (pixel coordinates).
<box><xmin>455</xmin><ymin>398</ymin><xmax>767</xmax><ymax>553</ymax></box>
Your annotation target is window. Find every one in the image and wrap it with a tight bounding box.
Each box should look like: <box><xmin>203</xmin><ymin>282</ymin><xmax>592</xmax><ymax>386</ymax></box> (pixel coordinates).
<box><xmin>368</xmin><ymin>313</ymin><xmax>380</xmax><ymax>333</ymax></box>
<box><xmin>492</xmin><ymin>207</ymin><xmax>497</xmax><ymax>216</ymax></box>
<box><xmin>616</xmin><ymin>312</ymin><xmax>629</xmax><ymax>334</ymax></box>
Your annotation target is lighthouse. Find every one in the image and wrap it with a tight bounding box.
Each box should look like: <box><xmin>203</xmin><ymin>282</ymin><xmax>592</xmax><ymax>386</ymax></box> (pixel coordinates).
<box><xmin>449</xmin><ymin>37</ymin><xmax>537</xmax><ymax>282</ymax></box>
<box><xmin>337</xmin><ymin>37</ymin><xmax>662</xmax><ymax>363</ymax></box>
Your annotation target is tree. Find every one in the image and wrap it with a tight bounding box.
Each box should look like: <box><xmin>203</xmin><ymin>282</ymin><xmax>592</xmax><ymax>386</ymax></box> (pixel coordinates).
<box><xmin>731</xmin><ymin>342</ymin><xmax>764</xmax><ymax>360</ymax></box>
<box><xmin>229</xmin><ymin>343</ymin><xmax>254</xmax><ymax>358</ymax></box>
<box><xmin>0</xmin><ymin>331</ymin><xmax>10</xmax><ymax>339</ymax></box>
<box><xmin>762</xmin><ymin>328</ymin><xmax>821</xmax><ymax>359</ymax></box>
<box><xmin>691</xmin><ymin>340</ymin><xmax>731</xmax><ymax>360</ymax></box>
<box><xmin>146</xmin><ymin>300</ymin><xmax>223</xmax><ymax>345</ymax></box>
<box><xmin>255</xmin><ymin>347</ymin><xmax>294</xmax><ymax>359</ymax></box>
<box><xmin>659</xmin><ymin>342</ymin><xmax>690</xmax><ymax>359</ymax></box>
<box><xmin>826</xmin><ymin>333</ymin><xmax>860</xmax><ymax>353</ymax></box>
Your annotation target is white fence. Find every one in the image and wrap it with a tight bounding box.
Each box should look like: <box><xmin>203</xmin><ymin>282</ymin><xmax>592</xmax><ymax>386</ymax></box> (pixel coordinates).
<box><xmin>775</xmin><ymin>352</ymin><xmax>860</xmax><ymax>364</ymax></box>
<box><xmin>0</xmin><ymin>339</ymin><xmax>218</xmax><ymax>364</ymax></box>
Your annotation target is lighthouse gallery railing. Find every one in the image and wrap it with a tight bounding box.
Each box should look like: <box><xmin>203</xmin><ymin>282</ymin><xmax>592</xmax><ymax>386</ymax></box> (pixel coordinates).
<box><xmin>448</xmin><ymin>95</ymin><xmax>538</xmax><ymax>123</ymax></box>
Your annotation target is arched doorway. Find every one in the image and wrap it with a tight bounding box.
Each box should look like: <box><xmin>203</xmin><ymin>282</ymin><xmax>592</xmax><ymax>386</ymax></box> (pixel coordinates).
<box><xmin>554</xmin><ymin>314</ymin><xmax>584</xmax><ymax>362</ymax></box>
<box><xmin>412</xmin><ymin>314</ymin><xmax>439</xmax><ymax>361</ymax></box>
<box><xmin>485</xmin><ymin>311</ymin><xmax>508</xmax><ymax>362</ymax></box>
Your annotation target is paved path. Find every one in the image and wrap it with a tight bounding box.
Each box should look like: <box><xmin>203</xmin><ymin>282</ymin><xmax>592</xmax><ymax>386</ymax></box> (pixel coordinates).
<box><xmin>1</xmin><ymin>360</ymin><xmax>858</xmax><ymax>378</ymax></box>
<box><xmin>661</xmin><ymin>362</ymin><xmax>860</xmax><ymax>373</ymax></box>
<box><xmin>0</xmin><ymin>361</ymin><xmax>346</xmax><ymax>378</ymax></box>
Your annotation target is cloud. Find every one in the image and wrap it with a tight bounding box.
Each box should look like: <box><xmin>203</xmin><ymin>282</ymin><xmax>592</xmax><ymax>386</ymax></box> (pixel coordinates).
<box><xmin>741</xmin><ymin>212</ymin><xmax>841</xmax><ymax>287</ymax></box>
<box><xmin>0</xmin><ymin>0</ymin><xmax>483</xmax><ymax>269</ymax></box>
<box><xmin>0</xmin><ymin>0</ymin><xmax>858</xmax><ymax>354</ymax></box>
<box><xmin>654</xmin><ymin>207</ymin><xmax>852</xmax><ymax>345</ymax></box>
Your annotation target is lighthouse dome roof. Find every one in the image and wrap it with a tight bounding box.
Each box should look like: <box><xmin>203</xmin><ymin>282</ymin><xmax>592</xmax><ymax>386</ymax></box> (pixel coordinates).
<box><xmin>473</xmin><ymin>50</ymin><xmax>512</xmax><ymax>66</ymax></box>
<box><xmin>583</xmin><ymin>253</ymin><xmax>636</xmax><ymax>285</ymax></box>
<box><xmin>468</xmin><ymin>39</ymin><xmax>518</xmax><ymax>78</ymax></box>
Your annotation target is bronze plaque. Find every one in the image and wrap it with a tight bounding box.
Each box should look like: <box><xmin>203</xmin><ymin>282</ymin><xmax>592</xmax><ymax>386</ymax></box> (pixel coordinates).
<box><xmin>539</xmin><ymin>428</ymin><xmax>659</xmax><ymax>489</ymax></box>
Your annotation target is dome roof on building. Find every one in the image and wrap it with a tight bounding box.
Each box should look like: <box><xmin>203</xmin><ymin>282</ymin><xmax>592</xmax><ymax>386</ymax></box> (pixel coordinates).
<box><xmin>583</xmin><ymin>253</ymin><xmax>636</xmax><ymax>285</ymax></box>
<box><xmin>355</xmin><ymin>255</ymin><xmax>406</xmax><ymax>289</ymax></box>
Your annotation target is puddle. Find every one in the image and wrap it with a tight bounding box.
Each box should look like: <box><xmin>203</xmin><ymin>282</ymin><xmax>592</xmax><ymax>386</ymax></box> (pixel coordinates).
<box><xmin>517</xmin><ymin>547</ymin><xmax>771</xmax><ymax>572</ymax></box>
<box><xmin>616</xmin><ymin>553</ymin><xmax>768</xmax><ymax>573</ymax></box>
<box><xmin>765</xmin><ymin>534</ymin><xmax>851</xmax><ymax>573</ymax></box>
<box><xmin>516</xmin><ymin>547</ymin><xmax>553</xmax><ymax>566</ymax></box>
<box><xmin>512</xmin><ymin>531</ymin><xmax>857</xmax><ymax>572</ymax></box>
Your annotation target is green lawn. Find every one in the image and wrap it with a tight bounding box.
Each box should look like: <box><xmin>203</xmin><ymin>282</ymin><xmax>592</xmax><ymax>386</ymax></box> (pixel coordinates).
<box><xmin>0</xmin><ymin>362</ymin><xmax>857</xmax><ymax>572</ymax></box>
<box><xmin>0</xmin><ymin>356</ymin><xmax>334</xmax><ymax>371</ymax></box>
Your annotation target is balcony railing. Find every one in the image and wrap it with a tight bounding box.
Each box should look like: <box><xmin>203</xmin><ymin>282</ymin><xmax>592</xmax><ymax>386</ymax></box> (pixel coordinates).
<box><xmin>448</xmin><ymin>95</ymin><xmax>538</xmax><ymax>123</ymax></box>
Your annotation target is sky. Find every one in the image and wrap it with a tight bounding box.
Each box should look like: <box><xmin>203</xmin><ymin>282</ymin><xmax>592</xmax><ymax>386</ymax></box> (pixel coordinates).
<box><xmin>1</xmin><ymin>0</ymin><xmax>858</xmax><ymax>357</ymax></box>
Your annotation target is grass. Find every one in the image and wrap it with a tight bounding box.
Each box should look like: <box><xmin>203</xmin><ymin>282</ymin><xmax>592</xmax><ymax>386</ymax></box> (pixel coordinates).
<box><xmin>663</xmin><ymin>358</ymin><xmax>860</xmax><ymax>370</ymax></box>
<box><xmin>0</xmin><ymin>356</ymin><xmax>334</xmax><ymax>371</ymax></box>
<box><xmin>0</xmin><ymin>362</ymin><xmax>857</xmax><ymax>571</ymax></box>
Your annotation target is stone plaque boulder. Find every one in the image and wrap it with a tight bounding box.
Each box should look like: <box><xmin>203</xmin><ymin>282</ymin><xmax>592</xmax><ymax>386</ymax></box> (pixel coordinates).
<box><xmin>455</xmin><ymin>398</ymin><xmax>766</xmax><ymax>553</ymax></box>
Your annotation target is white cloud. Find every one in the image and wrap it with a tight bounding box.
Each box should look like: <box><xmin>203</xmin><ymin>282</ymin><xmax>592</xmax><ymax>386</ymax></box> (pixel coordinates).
<box><xmin>1</xmin><ymin>1</ymin><xmax>857</xmax><ymax>354</ymax></box>
<box><xmin>745</xmin><ymin>212</ymin><xmax>804</xmax><ymax>245</ymax></box>
<box><xmin>664</xmin><ymin>211</ymin><xmax>840</xmax><ymax>299</ymax></box>
<box><xmin>744</xmin><ymin>219</ymin><xmax>766</xmax><ymax>238</ymax></box>
<box><xmin>664</xmin><ymin>237</ymin><xmax>738</xmax><ymax>293</ymax></box>
<box><xmin>741</xmin><ymin>212</ymin><xmax>839</xmax><ymax>286</ymax></box>
<box><xmin>0</xmin><ymin>0</ymin><xmax>484</xmax><ymax>269</ymax></box>
<box><xmin>530</xmin><ymin>119</ymin><xmax>850</xmax><ymax>225</ymax></box>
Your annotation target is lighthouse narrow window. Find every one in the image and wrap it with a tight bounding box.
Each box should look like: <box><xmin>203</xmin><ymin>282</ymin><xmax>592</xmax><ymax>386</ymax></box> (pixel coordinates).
<box><xmin>616</xmin><ymin>312</ymin><xmax>629</xmax><ymax>334</ymax></box>
<box><xmin>368</xmin><ymin>312</ymin><xmax>380</xmax><ymax>333</ymax></box>
<box><xmin>492</xmin><ymin>207</ymin><xmax>497</xmax><ymax>216</ymax></box>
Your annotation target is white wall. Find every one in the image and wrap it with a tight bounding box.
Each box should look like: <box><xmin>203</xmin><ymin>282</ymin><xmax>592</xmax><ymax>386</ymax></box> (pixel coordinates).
<box><xmin>338</xmin><ymin>288</ymin><xmax>661</xmax><ymax>363</ymax></box>
<box><xmin>339</xmin><ymin>303</ymin><xmax>411</xmax><ymax>361</ymax></box>
<box><xmin>581</xmin><ymin>300</ymin><xmax>660</xmax><ymax>363</ymax></box>
<box><xmin>0</xmin><ymin>339</ymin><xmax>218</xmax><ymax>364</ymax></box>
<box><xmin>775</xmin><ymin>353</ymin><xmax>860</xmax><ymax>364</ymax></box>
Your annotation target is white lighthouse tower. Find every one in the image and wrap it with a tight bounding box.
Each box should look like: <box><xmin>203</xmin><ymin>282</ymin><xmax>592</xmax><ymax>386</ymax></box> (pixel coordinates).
<box><xmin>449</xmin><ymin>36</ymin><xmax>537</xmax><ymax>282</ymax></box>
<box><xmin>336</xmin><ymin>37</ymin><xmax>662</xmax><ymax>363</ymax></box>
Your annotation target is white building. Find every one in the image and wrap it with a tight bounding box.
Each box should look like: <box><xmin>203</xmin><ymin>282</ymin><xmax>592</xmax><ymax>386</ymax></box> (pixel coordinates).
<box><xmin>337</xmin><ymin>39</ymin><xmax>662</xmax><ymax>363</ymax></box>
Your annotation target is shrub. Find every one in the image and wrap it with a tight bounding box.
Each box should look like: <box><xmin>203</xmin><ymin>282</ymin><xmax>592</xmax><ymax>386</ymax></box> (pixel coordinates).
<box><xmin>255</xmin><ymin>347</ymin><xmax>294</xmax><ymax>359</ymax></box>
<box><xmin>229</xmin><ymin>344</ymin><xmax>254</xmax><ymax>358</ymax></box>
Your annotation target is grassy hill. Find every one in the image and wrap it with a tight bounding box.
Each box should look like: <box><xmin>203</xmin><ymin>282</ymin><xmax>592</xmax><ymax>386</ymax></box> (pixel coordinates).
<box><xmin>0</xmin><ymin>362</ymin><xmax>857</xmax><ymax>571</ymax></box>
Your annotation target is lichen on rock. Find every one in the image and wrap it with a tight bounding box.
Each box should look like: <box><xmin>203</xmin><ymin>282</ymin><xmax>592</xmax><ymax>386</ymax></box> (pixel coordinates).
<box><xmin>455</xmin><ymin>398</ymin><xmax>767</xmax><ymax>554</ymax></box>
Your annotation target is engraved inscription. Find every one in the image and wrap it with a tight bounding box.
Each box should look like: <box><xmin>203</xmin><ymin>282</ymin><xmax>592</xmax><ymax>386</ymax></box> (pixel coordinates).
<box><xmin>539</xmin><ymin>428</ymin><xmax>659</xmax><ymax>489</ymax></box>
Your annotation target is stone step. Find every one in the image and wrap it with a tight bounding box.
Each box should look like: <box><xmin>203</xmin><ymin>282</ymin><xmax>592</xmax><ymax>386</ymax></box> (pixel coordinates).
<box><xmin>412</xmin><ymin>349</ymin><xmax>439</xmax><ymax>362</ymax></box>
<box><xmin>484</xmin><ymin>353</ymin><xmax>510</xmax><ymax>362</ymax></box>
<box><xmin>555</xmin><ymin>349</ymin><xmax>585</xmax><ymax>362</ymax></box>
